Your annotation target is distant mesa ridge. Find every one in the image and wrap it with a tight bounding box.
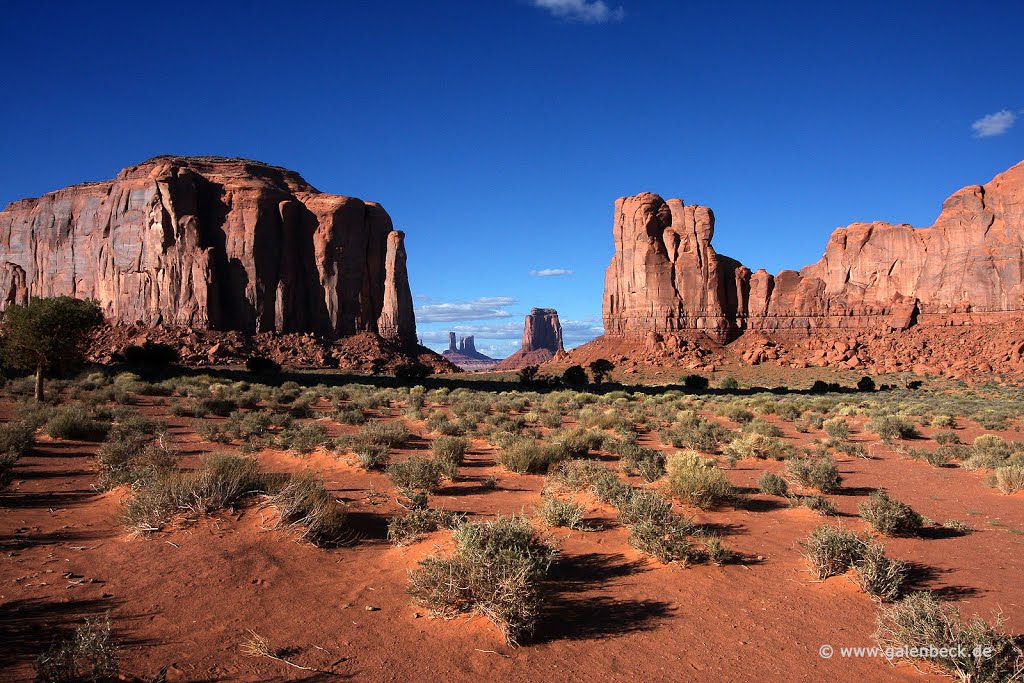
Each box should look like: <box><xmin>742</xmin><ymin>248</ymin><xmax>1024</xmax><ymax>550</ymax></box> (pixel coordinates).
<box><xmin>441</xmin><ymin>331</ymin><xmax>499</xmax><ymax>370</ymax></box>
<box><xmin>0</xmin><ymin>155</ymin><xmax>417</xmax><ymax>348</ymax></box>
<box><xmin>494</xmin><ymin>307</ymin><xmax>565</xmax><ymax>370</ymax></box>
<box><xmin>603</xmin><ymin>160</ymin><xmax>1024</xmax><ymax>343</ymax></box>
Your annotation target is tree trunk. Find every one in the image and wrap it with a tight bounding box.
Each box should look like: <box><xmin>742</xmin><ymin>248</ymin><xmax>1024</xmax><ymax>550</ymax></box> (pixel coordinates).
<box><xmin>34</xmin><ymin>362</ymin><xmax>44</xmax><ymax>402</ymax></box>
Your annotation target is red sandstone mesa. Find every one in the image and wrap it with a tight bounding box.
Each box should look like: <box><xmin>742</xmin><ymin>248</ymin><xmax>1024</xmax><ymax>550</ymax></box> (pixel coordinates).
<box><xmin>0</xmin><ymin>156</ymin><xmax>418</xmax><ymax>349</ymax></box>
<box><xmin>495</xmin><ymin>307</ymin><xmax>565</xmax><ymax>370</ymax></box>
<box><xmin>603</xmin><ymin>161</ymin><xmax>1024</xmax><ymax>343</ymax></box>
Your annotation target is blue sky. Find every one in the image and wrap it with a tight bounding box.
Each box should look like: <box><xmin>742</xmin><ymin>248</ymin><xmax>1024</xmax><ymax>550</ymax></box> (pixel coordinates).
<box><xmin>1</xmin><ymin>1</ymin><xmax>1021</xmax><ymax>357</ymax></box>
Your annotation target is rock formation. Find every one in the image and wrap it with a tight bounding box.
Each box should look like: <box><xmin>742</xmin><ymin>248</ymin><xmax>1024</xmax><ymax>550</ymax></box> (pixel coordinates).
<box><xmin>494</xmin><ymin>308</ymin><xmax>565</xmax><ymax>370</ymax></box>
<box><xmin>441</xmin><ymin>332</ymin><xmax>499</xmax><ymax>371</ymax></box>
<box><xmin>0</xmin><ymin>156</ymin><xmax>418</xmax><ymax>348</ymax></box>
<box><xmin>603</xmin><ymin>161</ymin><xmax>1024</xmax><ymax>343</ymax></box>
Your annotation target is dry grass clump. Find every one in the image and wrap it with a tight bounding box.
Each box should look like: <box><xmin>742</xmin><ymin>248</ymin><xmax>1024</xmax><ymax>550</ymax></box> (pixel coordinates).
<box><xmin>271</xmin><ymin>471</ymin><xmax>349</xmax><ymax>546</ymax></box>
<box><xmin>35</xmin><ymin>615</ymin><xmax>118</xmax><ymax>683</ymax></box>
<box><xmin>725</xmin><ymin>432</ymin><xmax>790</xmax><ymax>461</ymax></box>
<box><xmin>875</xmin><ymin>592</ymin><xmax>1024</xmax><ymax>681</ymax></box>
<box><xmin>853</xmin><ymin>542</ymin><xmax>908</xmax><ymax>601</ymax></box>
<box><xmin>665</xmin><ymin>451</ymin><xmax>737</xmax><ymax>509</ymax></box>
<box><xmin>992</xmin><ymin>465</ymin><xmax>1024</xmax><ymax>494</ymax></box>
<box><xmin>43</xmin><ymin>405</ymin><xmax>110</xmax><ymax>442</ymax></box>
<box><xmin>786</xmin><ymin>455</ymin><xmax>842</xmax><ymax>493</ymax></box>
<box><xmin>788</xmin><ymin>494</ymin><xmax>837</xmax><ymax>516</ymax></box>
<box><xmin>387</xmin><ymin>456</ymin><xmax>444</xmax><ymax>493</ymax></box>
<box><xmin>535</xmin><ymin>494</ymin><xmax>593</xmax><ymax>531</ymax></box>
<box><xmin>387</xmin><ymin>506</ymin><xmax>464</xmax><ymax>546</ymax></box>
<box><xmin>407</xmin><ymin>515</ymin><xmax>556</xmax><ymax>645</ymax></box>
<box><xmin>338</xmin><ymin>421</ymin><xmax>412</xmax><ymax>470</ymax></box>
<box><xmin>822</xmin><ymin>417</ymin><xmax>850</xmax><ymax>440</ymax></box>
<box><xmin>866</xmin><ymin>415</ymin><xmax>920</xmax><ymax>444</ymax></box>
<box><xmin>497</xmin><ymin>439</ymin><xmax>569</xmax><ymax>474</ymax></box>
<box><xmin>619</xmin><ymin>444</ymin><xmax>666</xmax><ymax>482</ymax></box>
<box><xmin>800</xmin><ymin>524</ymin><xmax>869</xmax><ymax>580</ymax></box>
<box><xmin>0</xmin><ymin>420</ymin><xmax>34</xmax><ymax>487</ymax></box>
<box><xmin>858</xmin><ymin>490</ymin><xmax>924</xmax><ymax>536</ymax></box>
<box><xmin>660</xmin><ymin>413</ymin><xmax>731</xmax><ymax>453</ymax></box>
<box><xmin>432</xmin><ymin>436</ymin><xmax>469</xmax><ymax>479</ymax></box>
<box><xmin>757</xmin><ymin>471</ymin><xmax>788</xmax><ymax>497</ymax></box>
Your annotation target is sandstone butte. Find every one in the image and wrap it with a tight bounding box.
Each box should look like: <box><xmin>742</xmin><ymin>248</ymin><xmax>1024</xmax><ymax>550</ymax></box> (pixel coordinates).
<box><xmin>554</xmin><ymin>160</ymin><xmax>1024</xmax><ymax>378</ymax></box>
<box><xmin>0</xmin><ymin>156</ymin><xmax>434</xmax><ymax>367</ymax></box>
<box><xmin>441</xmin><ymin>332</ymin><xmax>499</xmax><ymax>371</ymax></box>
<box><xmin>495</xmin><ymin>308</ymin><xmax>565</xmax><ymax>370</ymax></box>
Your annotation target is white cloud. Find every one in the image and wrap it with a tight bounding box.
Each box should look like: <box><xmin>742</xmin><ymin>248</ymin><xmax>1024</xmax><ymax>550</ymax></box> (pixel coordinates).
<box><xmin>530</xmin><ymin>0</ymin><xmax>624</xmax><ymax>23</ymax></box>
<box><xmin>419</xmin><ymin>317</ymin><xmax>604</xmax><ymax>356</ymax></box>
<box><xmin>530</xmin><ymin>268</ymin><xmax>575</xmax><ymax>277</ymax></box>
<box><xmin>415</xmin><ymin>296</ymin><xmax>517</xmax><ymax>323</ymax></box>
<box><xmin>971</xmin><ymin>110</ymin><xmax>1016</xmax><ymax>138</ymax></box>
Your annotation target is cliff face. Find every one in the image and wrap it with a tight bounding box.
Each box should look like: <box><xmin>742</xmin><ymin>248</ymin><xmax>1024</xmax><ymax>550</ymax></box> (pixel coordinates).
<box><xmin>603</xmin><ymin>161</ymin><xmax>1024</xmax><ymax>341</ymax></box>
<box><xmin>494</xmin><ymin>308</ymin><xmax>565</xmax><ymax>370</ymax></box>
<box><xmin>0</xmin><ymin>156</ymin><xmax>417</xmax><ymax>347</ymax></box>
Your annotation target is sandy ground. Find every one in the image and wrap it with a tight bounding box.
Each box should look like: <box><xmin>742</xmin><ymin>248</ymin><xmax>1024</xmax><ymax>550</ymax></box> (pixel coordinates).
<box><xmin>1</xmin><ymin>396</ymin><xmax>1022</xmax><ymax>682</ymax></box>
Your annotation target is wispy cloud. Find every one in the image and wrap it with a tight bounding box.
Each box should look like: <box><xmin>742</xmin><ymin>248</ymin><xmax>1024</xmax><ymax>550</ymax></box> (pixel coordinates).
<box><xmin>415</xmin><ymin>296</ymin><xmax>517</xmax><ymax>323</ymax></box>
<box><xmin>530</xmin><ymin>0</ymin><xmax>624</xmax><ymax>23</ymax></box>
<box><xmin>530</xmin><ymin>268</ymin><xmax>575</xmax><ymax>277</ymax></box>
<box><xmin>971</xmin><ymin>110</ymin><xmax>1016</xmax><ymax>138</ymax></box>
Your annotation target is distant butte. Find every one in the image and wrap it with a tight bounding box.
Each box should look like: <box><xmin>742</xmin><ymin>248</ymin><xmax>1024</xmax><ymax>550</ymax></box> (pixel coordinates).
<box><xmin>441</xmin><ymin>332</ymin><xmax>500</xmax><ymax>371</ymax></box>
<box><xmin>494</xmin><ymin>308</ymin><xmax>565</xmax><ymax>370</ymax></box>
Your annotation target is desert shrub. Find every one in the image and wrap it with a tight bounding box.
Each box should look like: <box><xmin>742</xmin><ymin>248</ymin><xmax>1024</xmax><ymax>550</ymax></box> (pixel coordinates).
<box><xmin>725</xmin><ymin>432</ymin><xmax>789</xmax><ymax>461</ymax></box>
<box><xmin>536</xmin><ymin>494</ymin><xmax>591</xmax><ymax>530</ymax></box>
<box><xmin>933</xmin><ymin>430</ymin><xmax>961</xmax><ymax>445</ymax></box>
<box><xmin>934</xmin><ymin>443</ymin><xmax>970</xmax><ymax>466</ymax></box>
<box><xmin>432</xmin><ymin>436</ymin><xmax>469</xmax><ymax>478</ymax></box>
<box><xmin>757</xmin><ymin>471</ymin><xmax>789</xmax><ymax>497</ymax></box>
<box><xmin>854</xmin><ymin>542</ymin><xmax>908</xmax><ymax>601</ymax></box>
<box><xmin>97</xmin><ymin>431</ymin><xmax>177</xmax><ymax>489</ymax></box>
<box><xmin>867</xmin><ymin>415</ymin><xmax>920</xmax><ymax>443</ymax></box>
<box><xmin>775</xmin><ymin>402</ymin><xmax>804</xmax><ymax>421</ymax></box>
<box><xmin>931</xmin><ymin>415</ymin><xmax>958</xmax><ymax>429</ymax></box>
<box><xmin>660</xmin><ymin>414</ymin><xmax>731</xmax><ymax>453</ymax></box>
<box><xmin>823</xmin><ymin>417</ymin><xmax>850</xmax><ymax>440</ymax></box>
<box><xmin>334</xmin><ymin>406</ymin><xmax>367</xmax><ymax>425</ymax></box>
<box><xmin>275</xmin><ymin>422</ymin><xmax>329</xmax><ymax>454</ymax></box>
<box><xmin>621</xmin><ymin>446</ymin><xmax>666</xmax><ymax>483</ymax></box>
<box><xmin>992</xmin><ymin>466</ymin><xmax>1024</xmax><ymax>494</ymax></box>
<box><xmin>35</xmin><ymin>615</ymin><xmax>118</xmax><ymax>683</ymax></box>
<box><xmin>716</xmin><ymin>404</ymin><xmax>754</xmax><ymax>424</ymax></box>
<box><xmin>789</xmin><ymin>494</ymin><xmax>837</xmax><ymax>516</ymax></box>
<box><xmin>743</xmin><ymin>418</ymin><xmax>782</xmax><ymax>437</ymax></box>
<box><xmin>551</xmin><ymin>427</ymin><xmax>605</xmax><ymax>458</ymax></box>
<box><xmin>353</xmin><ymin>442</ymin><xmax>389</xmax><ymax>470</ymax></box>
<box><xmin>271</xmin><ymin>471</ymin><xmax>348</xmax><ymax>546</ymax></box>
<box><xmin>388</xmin><ymin>506</ymin><xmax>464</xmax><ymax>546</ymax></box>
<box><xmin>44</xmin><ymin>406</ymin><xmax>110</xmax><ymax>441</ymax></box>
<box><xmin>665</xmin><ymin>451</ymin><xmax>736</xmax><ymax>509</ymax></box>
<box><xmin>800</xmin><ymin>524</ymin><xmax>868</xmax><ymax>580</ymax></box>
<box><xmin>498</xmin><ymin>440</ymin><xmax>568</xmax><ymax>474</ymax></box>
<box><xmin>0</xmin><ymin>420</ymin><xmax>35</xmax><ymax>457</ymax></box>
<box><xmin>856</xmin><ymin>376</ymin><xmax>876</xmax><ymax>392</ymax></box>
<box><xmin>718</xmin><ymin>376</ymin><xmax>739</xmax><ymax>390</ymax></box>
<box><xmin>387</xmin><ymin>456</ymin><xmax>443</xmax><ymax>493</ymax></box>
<box><xmin>121</xmin><ymin>453</ymin><xmax>275</xmax><ymax>532</ymax></box>
<box><xmin>357</xmin><ymin>421</ymin><xmax>411</xmax><ymax>448</ymax></box>
<box><xmin>964</xmin><ymin>434</ymin><xmax>1012</xmax><ymax>471</ymax></box>
<box><xmin>858</xmin><ymin>491</ymin><xmax>923</xmax><ymax>536</ymax></box>
<box><xmin>407</xmin><ymin>515</ymin><xmax>555</xmax><ymax>645</ymax></box>
<box><xmin>628</xmin><ymin>515</ymin><xmax>693</xmax><ymax>563</ymax></box>
<box><xmin>875</xmin><ymin>591</ymin><xmax>1024</xmax><ymax>681</ymax></box>
<box><xmin>617</xmin><ymin>488</ymin><xmax>673</xmax><ymax>526</ymax></box>
<box><xmin>786</xmin><ymin>455</ymin><xmax>842</xmax><ymax>493</ymax></box>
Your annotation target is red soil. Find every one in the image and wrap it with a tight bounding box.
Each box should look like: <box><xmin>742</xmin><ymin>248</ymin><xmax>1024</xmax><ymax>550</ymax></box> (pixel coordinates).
<box><xmin>2</xmin><ymin>400</ymin><xmax>1022</xmax><ymax>682</ymax></box>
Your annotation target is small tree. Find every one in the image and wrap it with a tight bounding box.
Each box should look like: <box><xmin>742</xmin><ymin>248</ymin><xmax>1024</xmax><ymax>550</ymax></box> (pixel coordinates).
<box><xmin>1</xmin><ymin>297</ymin><xmax>103</xmax><ymax>401</ymax></box>
<box><xmin>561</xmin><ymin>365</ymin><xmax>588</xmax><ymax>387</ymax></box>
<box><xmin>588</xmin><ymin>359</ymin><xmax>615</xmax><ymax>385</ymax></box>
<box><xmin>518</xmin><ymin>365</ymin><xmax>539</xmax><ymax>385</ymax></box>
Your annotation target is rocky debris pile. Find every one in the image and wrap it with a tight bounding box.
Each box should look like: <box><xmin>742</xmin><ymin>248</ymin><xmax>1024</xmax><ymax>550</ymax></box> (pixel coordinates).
<box><xmin>89</xmin><ymin>324</ymin><xmax>458</xmax><ymax>373</ymax></box>
<box><xmin>0</xmin><ymin>155</ymin><xmax>417</xmax><ymax>347</ymax></box>
<box><xmin>494</xmin><ymin>308</ymin><xmax>565</xmax><ymax>370</ymax></box>
<box><xmin>603</xmin><ymin>161</ymin><xmax>1024</xmax><ymax>342</ymax></box>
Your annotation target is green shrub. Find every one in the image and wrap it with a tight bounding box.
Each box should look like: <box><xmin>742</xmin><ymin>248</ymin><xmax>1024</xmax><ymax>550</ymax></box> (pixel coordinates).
<box><xmin>854</xmin><ymin>542</ymin><xmax>907</xmax><ymax>601</ymax></box>
<box><xmin>964</xmin><ymin>434</ymin><xmax>1012</xmax><ymax>470</ymax></box>
<box><xmin>823</xmin><ymin>417</ymin><xmax>850</xmax><ymax>440</ymax></box>
<box><xmin>497</xmin><ymin>440</ymin><xmax>568</xmax><ymax>474</ymax></box>
<box><xmin>993</xmin><ymin>466</ymin><xmax>1024</xmax><ymax>494</ymax></box>
<box><xmin>867</xmin><ymin>415</ymin><xmax>920</xmax><ymax>443</ymax></box>
<box><xmin>628</xmin><ymin>515</ymin><xmax>693</xmax><ymax>563</ymax></box>
<box><xmin>35</xmin><ymin>615</ymin><xmax>118</xmax><ymax>683</ymax></box>
<box><xmin>933</xmin><ymin>430</ymin><xmax>961</xmax><ymax>445</ymax></box>
<box><xmin>0</xmin><ymin>420</ymin><xmax>35</xmax><ymax>457</ymax></box>
<box><xmin>407</xmin><ymin>515</ymin><xmax>555</xmax><ymax>645</ymax></box>
<box><xmin>387</xmin><ymin>457</ymin><xmax>443</xmax><ymax>493</ymax></box>
<box><xmin>665</xmin><ymin>451</ymin><xmax>736</xmax><ymax>509</ymax></box>
<box><xmin>800</xmin><ymin>524</ymin><xmax>868</xmax><ymax>580</ymax></box>
<box><xmin>334</xmin><ymin>406</ymin><xmax>367</xmax><ymax>425</ymax></box>
<box><xmin>789</xmin><ymin>494</ymin><xmax>837</xmax><ymax>516</ymax></box>
<box><xmin>387</xmin><ymin>506</ymin><xmax>463</xmax><ymax>546</ymax></box>
<box><xmin>718</xmin><ymin>376</ymin><xmax>739</xmax><ymax>390</ymax></box>
<box><xmin>725</xmin><ymin>432</ymin><xmax>789</xmax><ymax>461</ymax></box>
<box><xmin>875</xmin><ymin>592</ymin><xmax>1024</xmax><ymax>681</ymax></box>
<box><xmin>757</xmin><ymin>471</ymin><xmax>788</xmax><ymax>497</ymax></box>
<box><xmin>858</xmin><ymin>491</ymin><xmax>923</xmax><ymax>536</ymax></box>
<box><xmin>786</xmin><ymin>455</ymin><xmax>841</xmax><ymax>493</ymax></box>
<box><xmin>620</xmin><ymin>446</ymin><xmax>666</xmax><ymax>482</ymax></box>
<box><xmin>432</xmin><ymin>436</ymin><xmax>469</xmax><ymax>479</ymax></box>
<box><xmin>357</xmin><ymin>421</ymin><xmax>411</xmax><ymax>448</ymax></box>
<box><xmin>536</xmin><ymin>495</ymin><xmax>591</xmax><ymax>530</ymax></box>
<box><xmin>660</xmin><ymin>414</ymin><xmax>731</xmax><ymax>453</ymax></box>
<box><xmin>44</xmin><ymin>406</ymin><xmax>110</xmax><ymax>441</ymax></box>
<box><xmin>271</xmin><ymin>472</ymin><xmax>349</xmax><ymax>546</ymax></box>
<box><xmin>682</xmin><ymin>374</ymin><xmax>709</xmax><ymax>391</ymax></box>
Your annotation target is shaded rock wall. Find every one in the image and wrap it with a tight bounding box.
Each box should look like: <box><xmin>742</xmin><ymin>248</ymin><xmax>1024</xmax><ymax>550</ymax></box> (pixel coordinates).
<box><xmin>0</xmin><ymin>156</ymin><xmax>417</xmax><ymax>347</ymax></box>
